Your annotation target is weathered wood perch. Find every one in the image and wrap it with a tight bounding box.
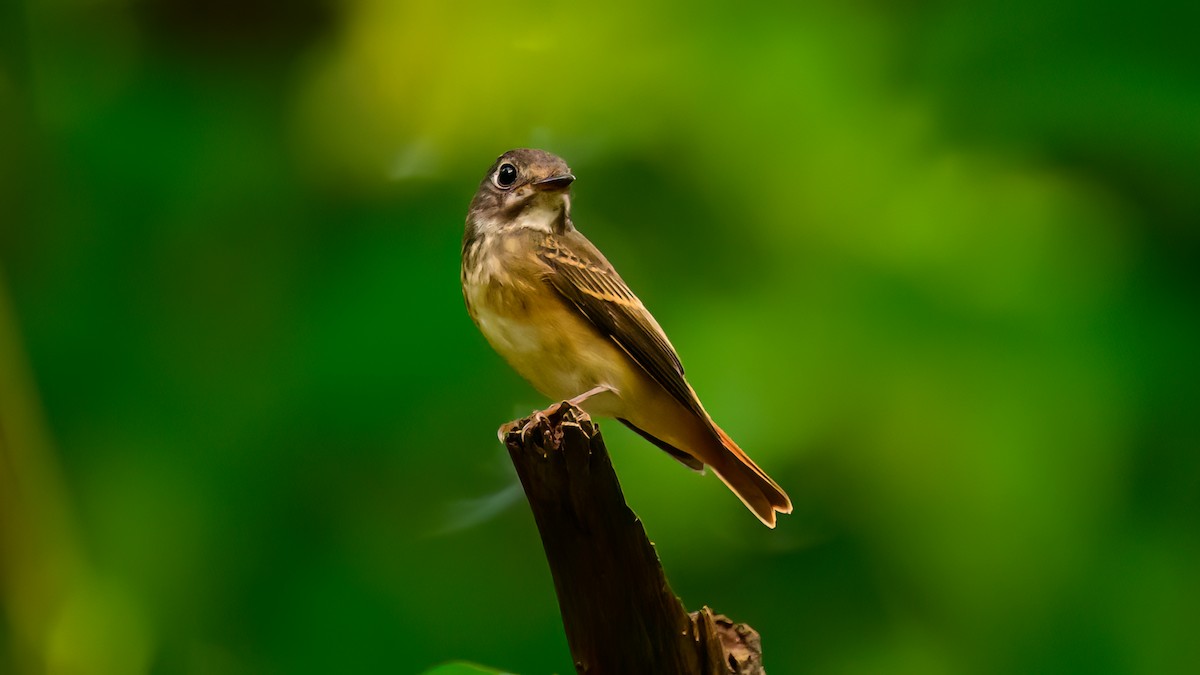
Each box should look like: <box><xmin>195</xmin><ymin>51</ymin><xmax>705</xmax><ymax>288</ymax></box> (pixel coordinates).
<box><xmin>502</xmin><ymin>402</ymin><xmax>765</xmax><ymax>675</ymax></box>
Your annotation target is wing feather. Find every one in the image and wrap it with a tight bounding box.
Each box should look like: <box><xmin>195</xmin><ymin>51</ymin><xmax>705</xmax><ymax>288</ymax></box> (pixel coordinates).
<box><xmin>536</xmin><ymin>232</ymin><xmax>705</xmax><ymax>418</ymax></box>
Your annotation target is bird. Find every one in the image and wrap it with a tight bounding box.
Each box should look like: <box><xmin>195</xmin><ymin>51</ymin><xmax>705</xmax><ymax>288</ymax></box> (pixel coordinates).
<box><xmin>460</xmin><ymin>148</ymin><xmax>791</xmax><ymax>527</ymax></box>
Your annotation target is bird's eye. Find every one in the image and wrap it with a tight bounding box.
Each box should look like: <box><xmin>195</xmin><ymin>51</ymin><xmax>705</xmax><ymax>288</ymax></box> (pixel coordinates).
<box><xmin>495</xmin><ymin>163</ymin><xmax>518</xmax><ymax>188</ymax></box>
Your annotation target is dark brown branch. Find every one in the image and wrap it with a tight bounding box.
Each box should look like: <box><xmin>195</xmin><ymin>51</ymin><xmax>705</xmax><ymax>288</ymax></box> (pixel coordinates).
<box><xmin>503</xmin><ymin>402</ymin><xmax>765</xmax><ymax>675</ymax></box>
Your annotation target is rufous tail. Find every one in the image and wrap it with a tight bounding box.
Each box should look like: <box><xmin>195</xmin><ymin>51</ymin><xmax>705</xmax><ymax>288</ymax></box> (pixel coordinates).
<box><xmin>707</xmin><ymin>422</ymin><xmax>792</xmax><ymax>528</ymax></box>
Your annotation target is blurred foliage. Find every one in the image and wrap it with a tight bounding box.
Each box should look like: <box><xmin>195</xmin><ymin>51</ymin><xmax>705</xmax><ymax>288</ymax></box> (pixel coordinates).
<box><xmin>1</xmin><ymin>0</ymin><xmax>1198</xmax><ymax>674</ymax></box>
<box><xmin>419</xmin><ymin>664</ymin><xmax>506</xmax><ymax>675</ymax></box>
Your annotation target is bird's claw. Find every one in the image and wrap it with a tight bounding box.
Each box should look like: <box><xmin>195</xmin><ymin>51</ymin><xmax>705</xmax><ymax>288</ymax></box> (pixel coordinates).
<box><xmin>498</xmin><ymin>409</ymin><xmax>551</xmax><ymax>445</ymax></box>
<box><xmin>520</xmin><ymin>410</ymin><xmax>550</xmax><ymax>445</ymax></box>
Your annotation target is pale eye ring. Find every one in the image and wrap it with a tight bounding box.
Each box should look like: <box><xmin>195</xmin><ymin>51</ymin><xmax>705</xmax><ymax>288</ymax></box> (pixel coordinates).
<box><xmin>495</xmin><ymin>163</ymin><xmax>518</xmax><ymax>188</ymax></box>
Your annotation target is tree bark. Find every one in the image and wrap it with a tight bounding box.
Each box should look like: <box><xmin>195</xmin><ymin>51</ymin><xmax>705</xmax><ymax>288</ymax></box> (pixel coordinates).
<box><xmin>502</xmin><ymin>402</ymin><xmax>765</xmax><ymax>675</ymax></box>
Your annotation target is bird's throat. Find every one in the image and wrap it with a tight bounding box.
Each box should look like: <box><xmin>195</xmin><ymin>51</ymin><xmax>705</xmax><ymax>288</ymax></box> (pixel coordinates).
<box><xmin>510</xmin><ymin>200</ymin><xmax>567</xmax><ymax>234</ymax></box>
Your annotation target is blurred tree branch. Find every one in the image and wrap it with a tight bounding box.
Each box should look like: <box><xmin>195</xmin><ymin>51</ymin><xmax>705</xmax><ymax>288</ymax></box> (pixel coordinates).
<box><xmin>0</xmin><ymin>276</ymin><xmax>82</xmax><ymax>673</ymax></box>
<box><xmin>0</xmin><ymin>277</ymin><xmax>150</xmax><ymax>674</ymax></box>
<box><xmin>503</xmin><ymin>403</ymin><xmax>765</xmax><ymax>675</ymax></box>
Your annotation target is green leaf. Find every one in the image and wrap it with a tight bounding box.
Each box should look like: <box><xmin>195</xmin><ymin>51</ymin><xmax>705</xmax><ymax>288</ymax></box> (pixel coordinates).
<box><xmin>419</xmin><ymin>662</ymin><xmax>513</xmax><ymax>675</ymax></box>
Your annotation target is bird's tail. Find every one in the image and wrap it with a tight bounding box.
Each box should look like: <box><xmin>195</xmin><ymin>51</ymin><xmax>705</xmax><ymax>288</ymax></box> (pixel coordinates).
<box><xmin>707</xmin><ymin>422</ymin><xmax>792</xmax><ymax>528</ymax></box>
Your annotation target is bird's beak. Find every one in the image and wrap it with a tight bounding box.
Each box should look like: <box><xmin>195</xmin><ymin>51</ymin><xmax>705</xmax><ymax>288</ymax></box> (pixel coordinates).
<box><xmin>533</xmin><ymin>174</ymin><xmax>576</xmax><ymax>192</ymax></box>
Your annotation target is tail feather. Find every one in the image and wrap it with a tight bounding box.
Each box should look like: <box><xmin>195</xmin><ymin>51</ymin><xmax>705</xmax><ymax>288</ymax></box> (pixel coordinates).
<box><xmin>707</xmin><ymin>422</ymin><xmax>792</xmax><ymax>528</ymax></box>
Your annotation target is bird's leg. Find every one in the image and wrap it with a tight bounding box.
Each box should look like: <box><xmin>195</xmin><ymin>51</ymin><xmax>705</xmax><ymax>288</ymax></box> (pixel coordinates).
<box><xmin>565</xmin><ymin>384</ymin><xmax>617</xmax><ymax>408</ymax></box>
<box><xmin>542</xmin><ymin>384</ymin><xmax>618</xmax><ymax>419</ymax></box>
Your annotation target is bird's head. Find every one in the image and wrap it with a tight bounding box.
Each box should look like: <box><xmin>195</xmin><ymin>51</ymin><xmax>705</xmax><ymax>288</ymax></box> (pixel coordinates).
<box><xmin>467</xmin><ymin>148</ymin><xmax>575</xmax><ymax>236</ymax></box>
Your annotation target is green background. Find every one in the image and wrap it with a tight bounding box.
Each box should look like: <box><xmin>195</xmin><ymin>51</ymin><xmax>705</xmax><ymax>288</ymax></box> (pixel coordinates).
<box><xmin>2</xmin><ymin>1</ymin><xmax>1197</xmax><ymax>673</ymax></box>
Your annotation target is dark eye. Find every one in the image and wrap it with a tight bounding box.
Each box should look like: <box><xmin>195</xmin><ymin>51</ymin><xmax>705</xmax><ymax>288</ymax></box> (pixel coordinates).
<box><xmin>495</xmin><ymin>163</ymin><xmax>518</xmax><ymax>188</ymax></box>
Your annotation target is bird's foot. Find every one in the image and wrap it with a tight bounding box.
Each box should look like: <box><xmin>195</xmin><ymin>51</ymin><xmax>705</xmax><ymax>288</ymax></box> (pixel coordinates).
<box><xmin>497</xmin><ymin>409</ymin><xmax>551</xmax><ymax>444</ymax></box>
<box><xmin>499</xmin><ymin>390</ymin><xmax>613</xmax><ymax>444</ymax></box>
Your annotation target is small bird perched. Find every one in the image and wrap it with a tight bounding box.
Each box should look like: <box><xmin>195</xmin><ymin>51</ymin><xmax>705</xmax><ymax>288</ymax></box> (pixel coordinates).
<box><xmin>461</xmin><ymin>149</ymin><xmax>792</xmax><ymax>527</ymax></box>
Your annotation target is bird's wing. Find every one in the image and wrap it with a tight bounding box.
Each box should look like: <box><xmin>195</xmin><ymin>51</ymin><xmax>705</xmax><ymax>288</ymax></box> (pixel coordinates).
<box><xmin>536</xmin><ymin>231</ymin><xmax>705</xmax><ymax>419</ymax></box>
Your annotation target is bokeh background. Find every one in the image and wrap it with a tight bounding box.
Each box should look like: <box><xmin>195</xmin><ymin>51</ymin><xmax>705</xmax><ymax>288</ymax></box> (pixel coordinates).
<box><xmin>2</xmin><ymin>1</ymin><xmax>1198</xmax><ymax>673</ymax></box>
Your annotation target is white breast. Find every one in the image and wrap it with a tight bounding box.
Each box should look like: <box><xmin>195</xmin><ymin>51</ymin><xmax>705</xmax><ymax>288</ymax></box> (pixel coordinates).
<box><xmin>473</xmin><ymin>305</ymin><xmax>545</xmax><ymax>358</ymax></box>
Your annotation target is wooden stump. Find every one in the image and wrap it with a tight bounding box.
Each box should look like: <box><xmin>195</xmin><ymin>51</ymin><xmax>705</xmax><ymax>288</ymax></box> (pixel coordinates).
<box><xmin>503</xmin><ymin>402</ymin><xmax>766</xmax><ymax>675</ymax></box>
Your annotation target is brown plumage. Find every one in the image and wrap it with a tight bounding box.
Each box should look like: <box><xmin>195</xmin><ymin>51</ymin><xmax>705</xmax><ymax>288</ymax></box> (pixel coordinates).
<box><xmin>461</xmin><ymin>149</ymin><xmax>791</xmax><ymax>527</ymax></box>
